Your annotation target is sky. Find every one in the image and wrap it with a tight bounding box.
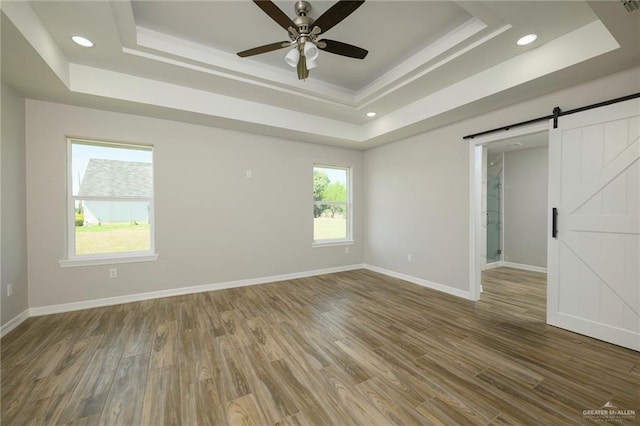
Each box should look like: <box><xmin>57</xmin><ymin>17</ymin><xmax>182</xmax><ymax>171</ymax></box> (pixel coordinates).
<box><xmin>315</xmin><ymin>166</ymin><xmax>347</xmax><ymax>184</ymax></box>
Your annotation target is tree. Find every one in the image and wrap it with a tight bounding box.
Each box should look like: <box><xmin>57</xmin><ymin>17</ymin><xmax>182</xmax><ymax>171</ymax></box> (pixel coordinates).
<box><xmin>322</xmin><ymin>182</ymin><xmax>346</xmax><ymax>217</ymax></box>
<box><xmin>313</xmin><ymin>170</ymin><xmax>330</xmax><ymax>217</ymax></box>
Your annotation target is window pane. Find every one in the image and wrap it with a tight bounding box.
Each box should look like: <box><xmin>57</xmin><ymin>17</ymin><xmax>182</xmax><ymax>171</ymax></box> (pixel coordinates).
<box><xmin>313</xmin><ymin>165</ymin><xmax>349</xmax><ymax>241</ymax></box>
<box><xmin>72</xmin><ymin>142</ymin><xmax>152</xmax><ymax>197</ymax></box>
<box><xmin>314</xmin><ymin>214</ymin><xmax>347</xmax><ymax>240</ymax></box>
<box><xmin>75</xmin><ymin>200</ymin><xmax>151</xmax><ymax>255</ymax></box>
<box><xmin>313</xmin><ymin>167</ymin><xmax>347</xmax><ymax>202</ymax></box>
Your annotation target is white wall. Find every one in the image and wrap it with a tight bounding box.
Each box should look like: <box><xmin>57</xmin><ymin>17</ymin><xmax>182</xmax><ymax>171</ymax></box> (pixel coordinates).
<box><xmin>364</xmin><ymin>66</ymin><xmax>640</xmax><ymax>294</ymax></box>
<box><xmin>503</xmin><ymin>146</ymin><xmax>549</xmax><ymax>268</ymax></box>
<box><xmin>364</xmin><ymin>127</ymin><xmax>470</xmax><ymax>290</ymax></box>
<box><xmin>1</xmin><ymin>82</ymin><xmax>29</xmax><ymax>327</ymax></box>
<box><xmin>25</xmin><ymin>100</ymin><xmax>364</xmax><ymax>309</ymax></box>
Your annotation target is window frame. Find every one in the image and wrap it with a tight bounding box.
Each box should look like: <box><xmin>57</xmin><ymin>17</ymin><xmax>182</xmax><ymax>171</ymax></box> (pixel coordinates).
<box><xmin>312</xmin><ymin>164</ymin><xmax>354</xmax><ymax>247</ymax></box>
<box><xmin>60</xmin><ymin>138</ymin><xmax>157</xmax><ymax>267</ymax></box>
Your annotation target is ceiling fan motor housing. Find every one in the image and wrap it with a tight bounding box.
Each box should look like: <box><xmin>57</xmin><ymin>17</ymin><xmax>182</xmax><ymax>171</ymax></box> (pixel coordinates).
<box><xmin>294</xmin><ymin>1</ymin><xmax>313</xmax><ymax>34</ymax></box>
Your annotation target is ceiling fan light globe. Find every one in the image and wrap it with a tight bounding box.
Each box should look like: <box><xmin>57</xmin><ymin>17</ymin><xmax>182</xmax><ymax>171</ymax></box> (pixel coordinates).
<box><xmin>306</xmin><ymin>57</ymin><xmax>318</xmax><ymax>70</ymax></box>
<box><xmin>303</xmin><ymin>42</ymin><xmax>319</xmax><ymax>61</ymax></box>
<box><xmin>285</xmin><ymin>48</ymin><xmax>300</xmax><ymax>67</ymax></box>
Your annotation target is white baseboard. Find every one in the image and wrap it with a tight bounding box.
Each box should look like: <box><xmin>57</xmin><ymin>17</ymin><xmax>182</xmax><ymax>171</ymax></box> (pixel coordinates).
<box><xmin>481</xmin><ymin>260</ymin><xmax>547</xmax><ymax>273</ymax></box>
<box><xmin>1</xmin><ymin>310</ymin><xmax>30</xmax><ymax>338</ymax></box>
<box><xmin>10</xmin><ymin>263</ymin><xmax>476</xmax><ymax>324</ymax></box>
<box><xmin>503</xmin><ymin>262</ymin><xmax>547</xmax><ymax>273</ymax></box>
<box><xmin>364</xmin><ymin>264</ymin><xmax>472</xmax><ymax>300</ymax></box>
<box><xmin>482</xmin><ymin>261</ymin><xmax>504</xmax><ymax>271</ymax></box>
<box><xmin>29</xmin><ymin>263</ymin><xmax>366</xmax><ymax>317</ymax></box>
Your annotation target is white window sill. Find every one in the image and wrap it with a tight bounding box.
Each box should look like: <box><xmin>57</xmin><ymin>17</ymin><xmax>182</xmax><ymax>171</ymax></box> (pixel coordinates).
<box><xmin>59</xmin><ymin>253</ymin><xmax>159</xmax><ymax>268</ymax></box>
<box><xmin>312</xmin><ymin>240</ymin><xmax>355</xmax><ymax>248</ymax></box>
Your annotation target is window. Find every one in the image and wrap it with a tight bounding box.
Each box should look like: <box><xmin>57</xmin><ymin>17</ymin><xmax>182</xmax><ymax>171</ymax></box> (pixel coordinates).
<box><xmin>66</xmin><ymin>139</ymin><xmax>155</xmax><ymax>262</ymax></box>
<box><xmin>313</xmin><ymin>165</ymin><xmax>352</xmax><ymax>244</ymax></box>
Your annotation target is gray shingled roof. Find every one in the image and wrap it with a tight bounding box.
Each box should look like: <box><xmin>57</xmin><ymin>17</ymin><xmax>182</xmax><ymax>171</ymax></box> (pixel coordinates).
<box><xmin>79</xmin><ymin>159</ymin><xmax>152</xmax><ymax>197</ymax></box>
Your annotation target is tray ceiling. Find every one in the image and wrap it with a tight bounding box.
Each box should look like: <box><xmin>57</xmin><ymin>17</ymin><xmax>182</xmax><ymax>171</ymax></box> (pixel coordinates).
<box><xmin>2</xmin><ymin>1</ymin><xmax>639</xmax><ymax>148</ymax></box>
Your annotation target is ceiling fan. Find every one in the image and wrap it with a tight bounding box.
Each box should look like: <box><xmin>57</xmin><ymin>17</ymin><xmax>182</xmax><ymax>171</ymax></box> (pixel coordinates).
<box><xmin>237</xmin><ymin>0</ymin><xmax>368</xmax><ymax>80</ymax></box>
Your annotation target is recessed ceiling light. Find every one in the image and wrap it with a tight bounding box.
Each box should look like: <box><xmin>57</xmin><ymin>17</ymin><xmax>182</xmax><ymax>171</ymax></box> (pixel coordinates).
<box><xmin>71</xmin><ymin>35</ymin><xmax>94</xmax><ymax>48</ymax></box>
<box><xmin>366</xmin><ymin>112</ymin><xmax>377</xmax><ymax>117</ymax></box>
<box><xmin>516</xmin><ymin>34</ymin><xmax>537</xmax><ymax>46</ymax></box>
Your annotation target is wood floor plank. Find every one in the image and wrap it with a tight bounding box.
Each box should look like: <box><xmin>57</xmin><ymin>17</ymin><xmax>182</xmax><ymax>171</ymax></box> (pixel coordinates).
<box><xmin>3</xmin><ymin>268</ymin><xmax>639</xmax><ymax>425</ymax></box>
<box><xmin>178</xmin><ymin>328</ymin><xmax>215</xmax><ymax>384</ymax></box>
<box><xmin>149</xmin><ymin>320</ymin><xmax>177</xmax><ymax>370</ymax></box>
<box><xmin>25</xmin><ymin>331</ymin><xmax>75</xmax><ymax>381</ymax></box>
<box><xmin>226</xmin><ymin>393</ymin><xmax>269</xmax><ymax>426</ymax></box>
<box><xmin>273</xmin><ymin>412</ymin><xmax>311</xmax><ymax>426</ymax></box>
<box><xmin>417</xmin><ymin>395</ymin><xmax>487</xmax><ymax>425</ymax></box>
<box><xmin>60</xmin><ymin>413</ymin><xmax>101</xmax><ymax>425</ymax></box>
<box><xmin>236</xmin><ymin>343</ymin><xmax>299</xmax><ymax>423</ymax></box>
<box><xmin>1</xmin><ymin>375</ymin><xmax>40</xmax><ymax>424</ymax></box>
<box><xmin>475</xmin><ymin>367</ymin><xmax>578</xmax><ymax>424</ymax></box>
<box><xmin>30</xmin><ymin>335</ymin><xmax>103</xmax><ymax>401</ymax></box>
<box><xmin>278</xmin><ymin>322</ymin><xmax>333</xmax><ymax>369</ymax></box>
<box><xmin>413</xmin><ymin>355</ymin><xmax>500</xmax><ymax>422</ymax></box>
<box><xmin>269</xmin><ymin>359</ymin><xmax>339</xmax><ymax>425</ymax></box>
<box><xmin>140</xmin><ymin>366</ymin><xmax>181</xmax><ymax>426</ymax></box>
<box><xmin>319</xmin><ymin>364</ymin><xmax>392</xmax><ymax>425</ymax></box>
<box><xmin>355</xmin><ymin>377</ymin><xmax>428</xmax><ymax>426</ymax></box>
<box><xmin>18</xmin><ymin>391</ymin><xmax>71</xmax><ymax>425</ymax></box>
<box><xmin>245</xmin><ymin>315</ymin><xmax>289</xmax><ymax>363</ymax></box>
<box><xmin>95</xmin><ymin>305</ymin><xmax>134</xmax><ymax>351</ymax></box>
<box><xmin>335</xmin><ymin>337</ymin><xmax>425</xmax><ymax>405</ymax></box>
<box><xmin>99</xmin><ymin>354</ymin><xmax>149</xmax><ymax>425</ymax></box>
<box><xmin>177</xmin><ymin>295</ymin><xmax>198</xmax><ymax>332</ymax></box>
<box><xmin>122</xmin><ymin>300</ymin><xmax>156</xmax><ymax>358</ymax></box>
<box><xmin>193</xmin><ymin>378</ymin><xmax>225</xmax><ymax>425</ymax></box>
<box><xmin>57</xmin><ymin>345</ymin><xmax>122</xmax><ymax>424</ymax></box>
<box><xmin>213</xmin><ymin>334</ymin><xmax>251</xmax><ymax>403</ymax></box>
<box><xmin>309</xmin><ymin>336</ymin><xmax>373</xmax><ymax>386</ymax></box>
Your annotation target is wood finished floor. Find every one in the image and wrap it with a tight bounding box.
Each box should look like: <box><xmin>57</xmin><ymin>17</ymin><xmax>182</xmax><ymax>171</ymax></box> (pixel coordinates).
<box><xmin>2</xmin><ymin>268</ymin><xmax>639</xmax><ymax>425</ymax></box>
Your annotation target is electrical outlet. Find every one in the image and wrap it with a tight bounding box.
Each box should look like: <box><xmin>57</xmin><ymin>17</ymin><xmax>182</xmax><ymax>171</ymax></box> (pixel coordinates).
<box><xmin>7</xmin><ymin>283</ymin><xmax>14</xmax><ymax>297</ymax></box>
<box><xmin>345</xmin><ymin>246</ymin><xmax>350</xmax><ymax>254</ymax></box>
<box><xmin>407</xmin><ymin>253</ymin><xmax>412</xmax><ymax>262</ymax></box>
<box><xmin>245</xmin><ymin>169</ymin><xmax>253</xmax><ymax>178</ymax></box>
<box><xmin>109</xmin><ymin>268</ymin><xmax>118</xmax><ymax>279</ymax></box>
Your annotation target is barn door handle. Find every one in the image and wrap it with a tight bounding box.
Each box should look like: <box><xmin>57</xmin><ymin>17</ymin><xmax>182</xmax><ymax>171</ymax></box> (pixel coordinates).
<box><xmin>552</xmin><ymin>208</ymin><xmax>558</xmax><ymax>238</ymax></box>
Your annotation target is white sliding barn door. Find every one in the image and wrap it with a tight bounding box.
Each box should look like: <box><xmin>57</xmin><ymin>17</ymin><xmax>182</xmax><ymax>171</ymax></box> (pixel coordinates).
<box><xmin>548</xmin><ymin>98</ymin><xmax>640</xmax><ymax>351</ymax></box>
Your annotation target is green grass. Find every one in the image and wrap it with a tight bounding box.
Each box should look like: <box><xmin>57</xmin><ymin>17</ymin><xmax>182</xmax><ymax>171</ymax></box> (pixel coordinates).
<box><xmin>314</xmin><ymin>218</ymin><xmax>346</xmax><ymax>241</ymax></box>
<box><xmin>75</xmin><ymin>223</ymin><xmax>150</xmax><ymax>255</ymax></box>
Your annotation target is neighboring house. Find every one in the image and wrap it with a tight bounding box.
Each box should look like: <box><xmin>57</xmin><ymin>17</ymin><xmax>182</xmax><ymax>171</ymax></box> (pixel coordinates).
<box><xmin>78</xmin><ymin>158</ymin><xmax>152</xmax><ymax>225</ymax></box>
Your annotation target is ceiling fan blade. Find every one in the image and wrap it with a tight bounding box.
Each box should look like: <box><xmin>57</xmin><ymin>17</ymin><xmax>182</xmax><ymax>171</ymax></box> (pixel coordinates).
<box><xmin>312</xmin><ymin>0</ymin><xmax>365</xmax><ymax>34</ymax></box>
<box><xmin>318</xmin><ymin>39</ymin><xmax>368</xmax><ymax>59</ymax></box>
<box><xmin>252</xmin><ymin>1</ymin><xmax>297</xmax><ymax>33</ymax></box>
<box><xmin>297</xmin><ymin>56</ymin><xmax>309</xmax><ymax>80</ymax></box>
<box><xmin>237</xmin><ymin>41</ymin><xmax>291</xmax><ymax>58</ymax></box>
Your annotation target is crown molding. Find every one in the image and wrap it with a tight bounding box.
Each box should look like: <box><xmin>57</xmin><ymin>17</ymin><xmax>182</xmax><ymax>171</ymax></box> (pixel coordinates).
<box><xmin>133</xmin><ymin>26</ymin><xmax>356</xmax><ymax>106</ymax></box>
<box><xmin>355</xmin><ymin>17</ymin><xmax>490</xmax><ymax>105</ymax></box>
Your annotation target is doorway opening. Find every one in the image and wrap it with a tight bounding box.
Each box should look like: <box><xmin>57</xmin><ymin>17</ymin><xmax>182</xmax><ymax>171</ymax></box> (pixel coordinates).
<box><xmin>468</xmin><ymin>122</ymin><xmax>549</xmax><ymax>301</ymax></box>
